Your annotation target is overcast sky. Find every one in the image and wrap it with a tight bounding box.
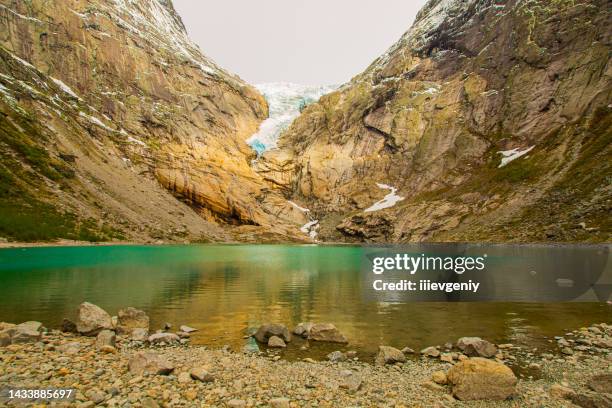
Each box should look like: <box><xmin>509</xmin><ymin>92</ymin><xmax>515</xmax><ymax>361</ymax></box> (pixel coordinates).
<box><xmin>173</xmin><ymin>0</ymin><xmax>428</xmax><ymax>86</ymax></box>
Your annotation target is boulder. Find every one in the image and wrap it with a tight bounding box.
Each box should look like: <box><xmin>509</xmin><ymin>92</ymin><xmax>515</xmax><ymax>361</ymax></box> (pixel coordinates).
<box><xmin>440</xmin><ymin>353</ymin><xmax>454</xmax><ymax>363</ymax></box>
<box><xmin>327</xmin><ymin>351</ymin><xmax>347</xmax><ymax>362</ymax></box>
<box><xmin>447</xmin><ymin>358</ymin><xmax>517</xmax><ymax>401</ymax></box>
<box><xmin>131</xmin><ymin>328</ymin><xmax>149</xmax><ymax>341</ymax></box>
<box><xmin>268</xmin><ymin>335</ymin><xmax>286</xmax><ymax>348</ymax></box>
<box><xmin>254</xmin><ymin>324</ymin><xmax>291</xmax><ymax>343</ymax></box>
<box><xmin>0</xmin><ymin>330</ymin><xmax>11</xmax><ymax>347</ymax></box>
<box><xmin>148</xmin><ymin>332</ymin><xmax>180</xmax><ymax>345</ymax></box>
<box><xmin>421</xmin><ymin>346</ymin><xmax>440</xmax><ymax>358</ymax></box>
<box><xmin>293</xmin><ymin>322</ymin><xmax>314</xmax><ymax>337</ymax></box>
<box><xmin>308</xmin><ymin>323</ymin><xmax>347</xmax><ymax>343</ymax></box>
<box><xmin>61</xmin><ymin>318</ymin><xmax>77</xmax><ymax>333</ymax></box>
<box><xmin>432</xmin><ymin>370</ymin><xmax>448</xmax><ymax>385</ymax></box>
<box><xmin>76</xmin><ymin>302</ymin><xmax>113</xmax><ymax>336</ymax></box>
<box><xmin>375</xmin><ymin>346</ymin><xmax>406</xmax><ymax>365</ymax></box>
<box><xmin>116</xmin><ymin>307</ymin><xmax>149</xmax><ymax>335</ymax></box>
<box><xmin>11</xmin><ymin>321</ymin><xmax>43</xmax><ymax>344</ymax></box>
<box><xmin>128</xmin><ymin>352</ymin><xmax>174</xmax><ymax>375</ymax></box>
<box><xmin>96</xmin><ymin>329</ymin><xmax>116</xmax><ymax>349</ymax></box>
<box><xmin>339</xmin><ymin>369</ymin><xmax>362</xmax><ymax>392</ymax></box>
<box><xmin>401</xmin><ymin>347</ymin><xmax>415</xmax><ymax>354</ymax></box>
<box><xmin>457</xmin><ymin>337</ymin><xmax>498</xmax><ymax>358</ymax></box>
<box><xmin>190</xmin><ymin>367</ymin><xmax>214</xmax><ymax>382</ymax></box>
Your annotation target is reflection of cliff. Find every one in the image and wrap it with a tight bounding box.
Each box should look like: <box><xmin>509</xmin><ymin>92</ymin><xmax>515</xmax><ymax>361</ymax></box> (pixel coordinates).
<box><xmin>1</xmin><ymin>245</ymin><xmax>611</xmax><ymax>353</ymax></box>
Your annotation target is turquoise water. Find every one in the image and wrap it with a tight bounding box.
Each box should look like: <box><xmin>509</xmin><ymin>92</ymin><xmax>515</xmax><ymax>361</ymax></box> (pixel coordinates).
<box><xmin>0</xmin><ymin>244</ymin><xmax>610</xmax><ymax>359</ymax></box>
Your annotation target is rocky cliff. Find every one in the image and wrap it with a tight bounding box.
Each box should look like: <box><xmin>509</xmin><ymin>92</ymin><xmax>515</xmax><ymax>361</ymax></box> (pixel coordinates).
<box><xmin>263</xmin><ymin>0</ymin><xmax>611</xmax><ymax>243</ymax></box>
<box><xmin>0</xmin><ymin>0</ymin><xmax>308</xmax><ymax>242</ymax></box>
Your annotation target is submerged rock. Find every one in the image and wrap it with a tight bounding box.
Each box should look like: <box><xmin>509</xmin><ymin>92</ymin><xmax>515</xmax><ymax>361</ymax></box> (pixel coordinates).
<box><xmin>375</xmin><ymin>346</ymin><xmax>406</xmax><ymax>365</ymax></box>
<box><xmin>179</xmin><ymin>325</ymin><xmax>198</xmax><ymax>333</ymax></box>
<box><xmin>268</xmin><ymin>335</ymin><xmax>286</xmax><ymax>348</ymax></box>
<box><xmin>148</xmin><ymin>332</ymin><xmax>180</xmax><ymax>345</ymax></box>
<box><xmin>457</xmin><ymin>337</ymin><xmax>498</xmax><ymax>358</ymax></box>
<box><xmin>327</xmin><ymin>351</ymin><xmax>347</xmax><ymax>362</ymax></box>
<box><xmin>116</xmin><ymin>307</ymin><xmax>149</xmax><ymax>336</ymax></box>
<box><xmin>128</xmin><ymin>352</ymin><xmax>174</xmax><ymax>376</ymax></box>
<box><xmin>447</xmin><ymin>358</ymin><xmax>517</xmax><ymax>401</ymax></box>
<box><xmin>420</xmin><ymin>346</ymin><xmax>440</xmax><ymax>358</ymax></box>
<box><xmin>254</xmin><ymin>324</ymin><xmax>291</xmax><ymax>343</ymax></box>
<box><xmin>76</xmin><ymin>302</ymin><xmax>113</xmax><ymax>336</ymax></box>
<box><xmin>308</xmin><ymin>323</ymin><xmax>347</xmax><ymax>343</ymax></box>
<box><xmin>293</xmin><ymin>322</ymin><xmax>314</xmax><ymax>337</ymax></box>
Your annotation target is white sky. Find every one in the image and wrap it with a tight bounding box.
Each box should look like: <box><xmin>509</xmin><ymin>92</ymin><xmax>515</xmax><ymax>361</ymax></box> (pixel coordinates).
<box><xmin>173</xmin><ymin>0</ymin><xmax>428</xmax><ymax>86</ymax></box>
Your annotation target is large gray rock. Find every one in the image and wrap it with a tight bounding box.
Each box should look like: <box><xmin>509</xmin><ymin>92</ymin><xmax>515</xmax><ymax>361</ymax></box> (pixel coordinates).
<box><xmin>447</xmin><ymin>358</ymin><xmax>517</xmax><ymax>401</ymax></box>
<box><xmin>128</xmin><ymin>352</ymin><xmax>174</xmax><ymax>375</ymax></box>
<box><xmin>148</xmin><ymin>332</ymin><xmax>180</xmax><ymax>345</ymax></box>
<box><xmin>76</xmin><ymin>302</ymin><xmax>113</xmax><ymax>336</ymax></box>
<box><xmin>308</xmin><ymin>323</ymin><xmax>348</xmax><ymax>343</ymax></box>
<box><xmin>96</xmin><ymin>330</ymin><xmax>116</xmax><ymax>349</ymax></box>
<box><xmin>10</xmin><ymin>321</ymin><xmax>43</xmax><ymax>344</ymax></box>
<box><xmin>375</xmin><ymin>346</ymin><xmax>406</xmax><ymax>365</ymax></box>
<box><xmin>254</xmin><ymin>324</ymin><xmax>291</xmax><ymax>343</ymax></box>
<box><xmin>457</xmin><ymin>337</ymin><xmax>498</xmax><ymax>358</ymax></box>
<box><xmin>116</xmin><ymin>307</ymin><xmax>149</xmax><ymax>335</ymax></box>
<box><xmin>131</xmin><ymin>328</ymin><xmax>149</xmax><ymax>341</ymax></box>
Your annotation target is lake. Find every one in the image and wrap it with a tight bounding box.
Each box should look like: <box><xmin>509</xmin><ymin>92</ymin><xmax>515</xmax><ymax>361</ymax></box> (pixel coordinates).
<box><xmin>0</xmin><ymin>244</ymin><xmax>610</xmax><ymax>361</ymax></box>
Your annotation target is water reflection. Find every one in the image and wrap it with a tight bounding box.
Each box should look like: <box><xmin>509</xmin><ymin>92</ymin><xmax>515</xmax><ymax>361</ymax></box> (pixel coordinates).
<box><xmin>0</xmin><ymin>245</ymin><xmax>610</xmax><ymax>359</ymax></box>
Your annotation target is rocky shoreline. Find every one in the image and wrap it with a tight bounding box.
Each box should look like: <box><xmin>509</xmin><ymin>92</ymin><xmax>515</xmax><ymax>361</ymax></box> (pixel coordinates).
<box><xmin>0</xmin><ymin>303</ymin><xmax>610</xmax><ymax>407</ymax></box>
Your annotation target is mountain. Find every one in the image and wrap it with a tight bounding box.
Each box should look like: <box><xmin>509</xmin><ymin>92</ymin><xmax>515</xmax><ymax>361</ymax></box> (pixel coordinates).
<box><xmin>262</xmin><ymin>0</ymin><xmax>611</xmax><ymax>243</ymax></box>
<box><xmin>0</xmin><ymin>0</ymin><xmax>308</xmax><ymax>243</ymax></box>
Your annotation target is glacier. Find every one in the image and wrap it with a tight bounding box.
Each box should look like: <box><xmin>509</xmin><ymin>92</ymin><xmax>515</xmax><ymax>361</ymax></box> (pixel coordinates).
<box><xmin>247</xmin><ymin>82</ymin><xmax>337</xmax><ymax>154</ymax></box>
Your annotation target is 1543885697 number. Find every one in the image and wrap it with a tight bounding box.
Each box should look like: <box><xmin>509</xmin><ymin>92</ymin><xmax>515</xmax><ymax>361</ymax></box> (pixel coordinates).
<box><xmin>1</xmin><ymin>388</ymin><xmax>76</xmax><ymax>402</ymax></box>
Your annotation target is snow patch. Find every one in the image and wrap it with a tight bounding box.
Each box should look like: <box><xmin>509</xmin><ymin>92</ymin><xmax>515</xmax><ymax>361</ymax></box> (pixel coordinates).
<box><xmin>300</xmin><ymin>220</ymin><xmax>319</xmax><ymax>240</ymax></box>
<box><xmin>364</xmin><ymin>183</ymin><xmax>405</xmax><ymax>212</ymax></box>
<box><xmin>50</xmin><ymin>77</ymin><xmax>80</xmax><ymax>100</ymax></box>
<box><xmin>79</xmin><ymin>111</ymin><xmax>114</xmax><ymax>132</ymax></box>
<box><xmin>288</xmin><ymin>200</ymin><xmax>310</xmax><ymax>213</ymax></box>
<box><xmin>498</xmin><ymin>146</ymin><xmax>534</xmax><ymax>168</ymax></box>
<box><xmin>127</xmin><ymin>136</ymin><xmax>146</xmax><ymax>147</ymax></box>
<box><xmin>0</xmin><ymin>4</ymin><xmax>43</xmax><ymax>23</ymax></box>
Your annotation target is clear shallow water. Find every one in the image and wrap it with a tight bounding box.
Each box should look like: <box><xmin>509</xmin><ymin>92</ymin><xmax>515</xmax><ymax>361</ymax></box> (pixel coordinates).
<box><xmin>0</xmin><ymin>245</ymin><xmax>610</xmax><ymax>360</ymax></box>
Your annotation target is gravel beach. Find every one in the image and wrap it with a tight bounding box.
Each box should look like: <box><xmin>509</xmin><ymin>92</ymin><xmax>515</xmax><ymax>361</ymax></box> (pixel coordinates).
<box><xmin>0</xmin><ymin>318</ymin><xmax>610</xmax><ymax>407</ymax></box>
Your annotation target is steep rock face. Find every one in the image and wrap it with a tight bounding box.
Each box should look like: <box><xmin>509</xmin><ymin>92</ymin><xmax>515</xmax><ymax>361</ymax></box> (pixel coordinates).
<box><xmin>268</xmin><ymin>0</ymin><xmax>611</xmax><ymax>243</ymax></box>
<box><xmin>0</xmin><ymin>0</ymin><xmax>307</xmax><ymax>242</ymax></box>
